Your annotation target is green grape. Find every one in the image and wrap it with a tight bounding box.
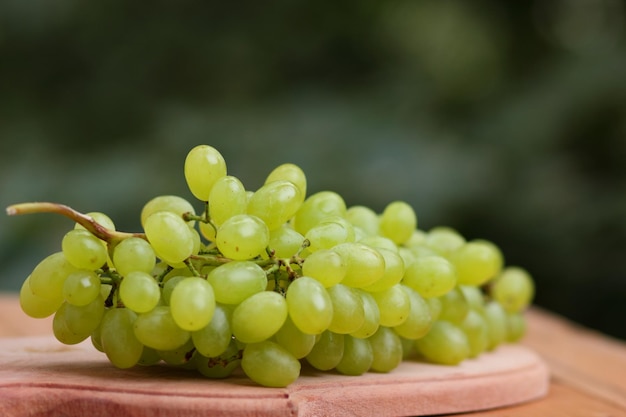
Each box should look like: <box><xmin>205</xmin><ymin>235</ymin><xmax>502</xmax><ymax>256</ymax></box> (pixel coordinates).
<box><xmin>327</xmin><ymin>284</ymin><xmax>365</xmax><ymax>334</ymax></box>
<box><xmin>336</xmin><ymin>335</ymin><xmax>373</xmax><ymax>376</ymax></box>
<box><xmin>474</xmin><ymin>239</ymin><xmax>504</xmax><ymax>272</ymax></box>
<box><xmin>451</xmin><ymin>241</ymin><xmax>502</xmax><ymax>286</ymax></box>
<box><xmin>207</xmin><ymin>261</ymin><xmax>267</xmax><ymax>305</ymax></box>
<box><xmin>346</xmin><ymin>205</ymin><xmax>379</xmax><ymax>236</ymax></box>
<box><xmin>63</xmin><ymin>270</ymin><xmax>101</xmax><ymax>306</ymax></box>
<box><xmin>161</xmin><ymin>275</ymin><xmax>185</xmax><ymax>305</ymax></box>
<box><xmin>199</xmin><ymin>220</ymin><xmax>217</xmax><ymax>242</ymax></box>
<box><xmin>369</xmin><ymin>326</ymin><xmax>403</xmax><ymax>373</ymax></box>
<box><xmin>426</xmin><ymin>297</ymin><xmax>442</xmax><ymax>321</ymax></box>
<box><xmin>362</xmin><ymin>248</ymin><xmax>405</xmax><ymax>292</ymax></box>
<box><xmin>400</xmin><ymin>336</ymin><xmax>416</xmax><ymax>359</ymax></box>
<box><xmin>268</xmin><ymin>225</ymin><xmax>305</xmax><ymax>258</ymax></box>
<box><xmin>293</xmin><ymin>191</ymin><xmax>347</xmax><ymax>235</ymax></box>
<box><xmin>138</xmin><ymin>347</ymin><xmax>162</xmax><ymax>366</ymax></box>
<box><xmin>393</xmin><ymin>285</ymin><xmax>432</xmax><ymax>340</ymax></box>
<box><xmin>144</xmin><ymin>211</ymin><xmax>195</xmax><ymax>265</ymax></box>
<box><xmin>459</xmin><ymin>285</ymin><xmax>486</xmax><ymax>312</ymax></box>
<box><xmin>20</xmin><ymin>276</ymin><xmax>62</xmax><ymax>318</ymax></box>
<box><xmin>119</xmin><ymin>271</ymin><xmax>161</xmax><ymax>313</ymax></box>
<box><xmin>305</xmin><ymin>216</ymin><xmax>355</xmax><ymax>252</ymax></box>
<box><xmin>247</xmin><ymin>180</ymin><xmax>302</xmax><ymax>231</ymax></box>
<box><xmin>379</xmin><ymin>201</ymin><xmax>417</xmax><ymax>245</ymax></box>
<box><xmin>438</xmin><ymin>287</ymin><xmax>470</xmax><ymax>323</ymax></box>
<box><xmin>301</xmin><ymin>249</ymin><xmax>347</xmax><ymax>288</ymax></box>
<box><xmin>350</xmin><ymin>290</ymin><xmax>380</xmax><ymax>339</ymax></box>
<box><xmin>208</xmin><ymin>175</ymin><xmax>247</xmax><ymax>226</ymax></box>
<box><xmin>305</xmin><ymin>331</ymin><xmax>344</xmax><ymax>371</ymax></box>
<box><xmin>100</xmin><ymin>308</ymin><xmax>144</xmax><ymax>369</ymax></box>
<box><xmin>408</xmin><ymin>244</ymin><xmax>439</xmax><ymax>260</ymax></box>
<box><xmin>29</xmin><ymin>252</ymin><xmax>77</xmax><ymax>302</ymax></box>
<box><xmin>64</xmin><ymin>295</ymin><xmax>105</xmax><ymax>336</ymax></box>
<box><xmin>370</xmin><ymin>284</ymin><xmax>410</xmax><ymax>327</ymax></box>
<box><xmin>52</xmin><ymin>302</ymin><xmax>90</xmax><ymax>345</ymax></box>
<box><xmin>133</xmin><ymin>306</ymin><xmax>191</xmax><ymax>351</ymax></box>
<box><xmin>274</xmin><ymin>315</ymin><xmax>316</xmax><ymax>359</ymax></box>
<box><xmin>215</xmin><ymin>214</ymin><xmax>269</xmax><ymax>261</ymax></box>
<box><xmin>506</xmin><ymin>312</ymin><xmax>527</xmax><ymax>342</ymax></box>
<box><xmin>184</xmin><ymin>144</ymin><xmax>227</xmax><ymax>201</ymax></box>
<box><xmin>158</xmin><ymin>339</ymin><xmax>196</xmax><ymax>366</ymax></box>
<box><xmin>459</xmin><ymin>309</ymin><xmax>489</xmax><ymax>358</ymax></box>
<box><xmin>192</xmin><ymin>304</ymin><xmax>232</xmax><ymax>357</ymax></box>
<box><xmin>74</xmin><ymin>211</ymin><xmax>116</xmax><ymax>232</ymax></box>
<box><xmin>195</xmin><ymin>339</ymin><xmax>242</xmax><ymax>379</ymax></box>
<box><xmin>91</xmin><ymin>322</ymin><xmax>104</xmax><ymax>353</ymax></box>
<box><xmin>402</xmin><ymin>255</ymin><xmax>457</xmax><ymax>298</ymax></box>
<box><xmin>241</xmin><ymin>340</ymin><xmax>301</xmax><ymax>387</ymax></box>
<box><xmin>232</xmin><ymin>291</ymin><xmax>288</xmax><ymax>343</ymax></box>
<box><xmin>140</xmin><ymin>195</ymin><xmax>197</xmax><ymax>227</ymax></box>
<box><xmin>62</xmin><ymin>229</ymin><xmax>108</xmax><ymax>271</ymax></box>
<box><xmin>490</xmin><ymin>266</ymin><xmax>535</xmax><ymax>313</ymax></box>
<box><xmin>482</xmin><ymin>300</ymin><xmax>508</xmax><ymax>350</ymax></box>
<box><xmin>404</xmin><ymin>229</ymin><xmax>427</xmax><ymax>248</ymax></box>
<box><xmin>112</xmin><ymin>237</ymin><xmax>156</xmax><ymax>277</ymax></box>
<box><xmin>357</xmin><ymin>235</ymin><xmax>398</xmax><ymax>253</ymax></box>
<box><xmin>333</xmin><ymin>242</ymin><xmax>385</xmax><ymax>288</ymax></box>
<box><xmin>425</xmin><ymin>227</ymin><xmax>466</xmax><ymax>257</ymax></box>
<box><xmin>415</xmin><ymin>320</ymin><xmax>470</xmax><ymax>365</ymax></box>
<box><xmin>170</xmin><ymin>277</ymin><xmax>216</xmax><ymax>331</ymax></box>
<box><xmin>286</xmin><ymin>276</ymin><xmax>333</xmax><ymax>335</ymax></box>
<box><xmin>265</xmin><ymin>163</ymin><xmax>307</xmax><ymax>202</ymax></box>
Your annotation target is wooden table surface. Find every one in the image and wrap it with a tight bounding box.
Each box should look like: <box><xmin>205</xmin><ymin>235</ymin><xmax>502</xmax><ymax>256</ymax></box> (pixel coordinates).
<box><xmin>1</xmin><ymin>293</ymin><xmax>624</xmax><ymax>416</ymax></box>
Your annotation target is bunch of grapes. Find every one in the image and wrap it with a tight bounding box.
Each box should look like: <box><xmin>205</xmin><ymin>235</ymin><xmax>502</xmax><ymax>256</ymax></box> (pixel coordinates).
<box><xmin>8</xmin><ymin>145</ymin><xmax>535</xmax><ymax>388</ymax></box>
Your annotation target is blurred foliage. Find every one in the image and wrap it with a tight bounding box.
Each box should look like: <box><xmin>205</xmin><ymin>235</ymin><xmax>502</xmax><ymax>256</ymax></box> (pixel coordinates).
<box><xmin>1</xmin><ymin>0</ymin><xmax>625</xmax><ymax>339</ymax></box>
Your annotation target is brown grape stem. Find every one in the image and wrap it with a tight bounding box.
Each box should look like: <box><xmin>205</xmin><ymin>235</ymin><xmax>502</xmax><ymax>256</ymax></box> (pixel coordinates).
<box><xmin>5</xmin><ymin>202</ymin><xmax>146</xmax><ymax>244</ymax></box>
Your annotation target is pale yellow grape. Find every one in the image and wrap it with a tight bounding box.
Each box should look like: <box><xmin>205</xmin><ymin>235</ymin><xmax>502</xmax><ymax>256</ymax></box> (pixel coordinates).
<box><xmin>232</xmin><ymin>291</ymin><xmax>288</xmax><ymax>343</ymax></box>
<box><xmin>247</xmin><ymin>180</ymin><xmax>302</xmax><ymax>231</ymax></box>
<box><xmin>140</xmin><ymin>195</ymin><xmax>197</xmax><ymax>227</ymax></box>
<box><xmin>306</xmin><ymin>331</ymin><xmax>345</xmax><ymax>371</ymax></box>
<box><xmin>482</xmin><ymin>300</ymin><xmax>507</xmax><ymax>350</ymax></box>
<box><xmin>119</xmin><ymin>271</ymin><xmax>161</xmax><ymax>313</ymax></box>
<box><xmin>293</xmin><ymin>191</ymin><xmax>347</xmax><ymax>235</ymax></box>
<box><xmin>404</xmin><ymin>229</ymin><xmax>427</xmax><ymax>247</ymax></box>
<box><xmin>362</xmin><ymin>248</ymin><xmax>405</xmax><ymax>292</ymax></box>
<box><xmin>301</xmin><ymin>249</ymin><xmax>347</xmax><ymax>288</ymax></box>
<box><xmin>133</xmin><ymin>306</ymin><xmax>191</xmax><ymax>351</ymax></box>
<box><xmin>29</xmin><ymin>252</ymin><xmax>77</xmax><ymax>302</ymax></box>
<box><xmin>199</xmin><ymin>221</ymin><xmax>217</xmax><ymax>242</ymax></box>
<box><xmin>20</xmin><ymin>276</ymin><xmax>62</xmax><ymax>318</ymax></box>
<box><xmin>62</xmin><ymin>229</ymin><xmax>108</xmax><ymax>270</ymax></box>
<box><xmin>215</xmin><ymin>214</ymin><xmax>269</xmax><ymax>260</ymax></box>
<box><xmin>370</xmin><ymin>284</ymin><xmax>410</xmax><ymax>327</ymax></box>
<box><xmin>425</xmin><ymin>227</ymin><xmax>466</xmax><ymax>256</ymax></box>
<box><xmin>74</xmin><ymin>212</ymin><xmax>115</xmax><ymax>232</ymax></box>
<box><xmin>184</xmin><ymin>144</ymin><xmax>227</xmax><ymax>201</ymax></box>
<box><xmin>368</xmin><ymin>326</ymin><xmax>403</xmax><ymax>373</ymax></box>
<box><xmin>286</xmin><ymin>277</ymin><xmax>333</xmax><ymax>335</ymax></box>
<box><xmin>451</xmin><ymin>241</ymin><xmax>502</xmax><ymax>286</ymax></box>
<box><xmin>274</xmin><ymin>316</ymin><xmax>316</xmax><ymax>359</ymax></box>
<box><xmin>265</xmin><ymin>163</ymin><xmax>307</xmax><ymax>202</ymax></box>
<box><xmin>208</xmin><ymin>175</ymin><xmax>247</xmax><ymax>226</ymax></box>
<box><xmin>415</xmin><ymin>320</ymin><xmax>470</xmax><ymax>365</ymax></box>
<box><xmin>379</xmin><ymin>201</ymin><xmax>417</xmax><ymax>245</ymax></box>
<box><xmin>170</xmin><ymin>277</ymin><xmax>216</xmax><ymax>331</ymax></box>
<box><xmin>393</xmin><ymin>285</ymin><xmax>432</xmax><ymax>340</ymax></box>
<box><xmin>63</xmin><ymin>270</ymin><xmax>101</xmax><ymax>306</ymax></box>
<box><xmin>335</xmin><ymin>335</ymin><xmax>373</xmax><ymax>376</ymax></box>
<box><xmin>191</xmin><ymin>304</ymin><xmax>232</xmax><ymax>358</ymax></box>
<box><xmin>333</xmin><ymin>242</ymin><xmax>386</xmax><ymax>288</ymax></box>
<box><xmin>346</xmin><ymin>205</ymin><xmax>379</xmax><ymax>236</ymax></box>
<box><xmin>402</xmin><ymin>255</ymin><xmax>457</xmax><ymax>298</ymax></box>
<box><xmin>100</xmin><ymin>308</ymin><xmax>144</xmax><ymax>369</ymax></box>
<box><xmin>460</xmin><ymin>309</ymin><xmax>489</xmax><ymax>357</ymax></box>
<box><xmin>357</xmin><ymin>235</ymin><xmax>398</xmax><ymax>253</ymax></box>
<box><xmin>506</xmin><ymin>312</ymin><xmax>526</xmax><ymax>342</ymax></box>
<box><xmin>305</xmin><ymin>216</ymin><xmax>355</xmax><ymax>252</ymax></box>
<box><xmin>113</xmin><ymin>237</ymin><xmax>156</xmax><ymax>276</ymax></box>
<box><xmin>490</xmin><ymin>266</ymin><xmax>535</xmax><ymax>313</ymax></box>
<box><xmin>327</xmin><ymin>284</ymin><xmax>365</xmax><ymax>334</ymax></box>
<box><xmin>241</xmin><ymin>340</ymin><xmax>301</xmax><ymax>387</ymax></box>
<box><xmin>207</xmin><ymin>261</ymin><xmax>267</xmax><ymax>305</ymax></box>
<box><xmin>269</xmin><ymin>225</ymin><xmax>305</xmax><ymax>258</ymax></box>
<box><xmin>349</xmin><ymin>290</ymin><xmax>380</xmax><ymax>339</ymax></box>
<box><xmin>438</xmin><ymin>287</ymin><xmax>470</xmax><ymax>323</ymax></box>
<box><xmin>52</xmin><ymin>302</ymin><xmax>89</xmax><ymax>344</ymax></box>
<box><xmin>144</xmin><ymin>211</ymin><xmax>195</xmax><ymax>265</ymax></box>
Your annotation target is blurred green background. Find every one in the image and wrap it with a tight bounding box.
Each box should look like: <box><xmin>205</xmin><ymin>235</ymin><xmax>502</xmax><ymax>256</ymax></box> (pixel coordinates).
<box><xmin>1</xmin><ymin>1</ymin><xmax>625</xmax><ymax>339</ymax></box>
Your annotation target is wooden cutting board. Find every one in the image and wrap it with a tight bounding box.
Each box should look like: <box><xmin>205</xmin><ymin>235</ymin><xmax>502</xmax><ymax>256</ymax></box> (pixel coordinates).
<box><xmin>0</xmin><ymin>335</ymin><xmax>548</xmax><ymax>417</ymax></box>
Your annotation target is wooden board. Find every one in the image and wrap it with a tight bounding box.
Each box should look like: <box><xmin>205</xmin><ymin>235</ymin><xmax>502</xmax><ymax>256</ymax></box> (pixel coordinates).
<box><xmin>0</xmin><ymin>336</ymin><xmax>548</xmax><ymax>417</ymax></box>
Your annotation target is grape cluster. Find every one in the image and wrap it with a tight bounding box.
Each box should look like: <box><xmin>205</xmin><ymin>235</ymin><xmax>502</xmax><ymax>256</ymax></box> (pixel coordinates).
<box><xmin>10</xmin><ymin>145</ymin><xmax>535</xmax><ymax>388</ymax></box>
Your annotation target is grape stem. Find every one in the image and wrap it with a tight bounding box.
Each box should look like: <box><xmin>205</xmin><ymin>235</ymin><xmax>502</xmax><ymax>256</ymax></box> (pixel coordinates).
<box><xmin>5</xmin><ymin>202</ymin><xmax>145</xmax><ymax>243</ymax></box>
